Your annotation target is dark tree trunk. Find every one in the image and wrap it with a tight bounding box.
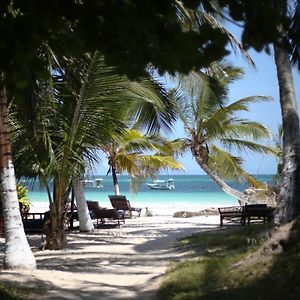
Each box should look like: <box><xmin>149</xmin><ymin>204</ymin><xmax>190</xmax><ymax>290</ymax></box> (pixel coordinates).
<box><xmin>274</xmin><ymin>44</ymin><xmax>300</xmax><ymax>224</ymax></box>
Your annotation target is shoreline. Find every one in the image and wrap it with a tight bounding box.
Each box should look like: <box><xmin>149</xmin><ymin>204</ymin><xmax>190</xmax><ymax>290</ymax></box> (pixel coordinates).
<box><xmin>29</xmin><ymin>200</ymin><xmax>229</xmax><ymax>216</ymax></box>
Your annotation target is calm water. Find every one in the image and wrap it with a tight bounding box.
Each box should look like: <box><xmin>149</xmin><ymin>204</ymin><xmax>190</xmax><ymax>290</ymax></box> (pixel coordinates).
<box><xmin>27</xmin><ymin>175</ymin><xmax>275</xmax><ymax>212</ymax></box>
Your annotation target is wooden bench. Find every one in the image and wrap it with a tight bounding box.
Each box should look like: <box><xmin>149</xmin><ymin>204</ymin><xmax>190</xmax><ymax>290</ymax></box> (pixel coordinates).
<box><xmin>218</xmin><ymin>206</ymin><xmax>245</xmax><ymax>227</ymax></box>
<box><xmin>244</xmin><ymin>204</ymin><xmax>274</xmax><ymax>225</ymax></box>
<box><xmin>218</xmin><ymin>204</ymin><xmax>274</xmax><ymax>227</ymax></box>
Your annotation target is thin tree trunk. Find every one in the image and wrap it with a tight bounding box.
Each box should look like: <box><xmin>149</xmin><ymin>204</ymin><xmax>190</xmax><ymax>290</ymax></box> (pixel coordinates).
<box><xmin>73</xmin><ymin>178</ymin><xmax>94</xmax><ymax>232</ymax></box>
<box><xmin>274</xmin><ymin>44</ymin><xmax>300</xmax><ymax>224</ymax></box>
<box><xmin>111</xmin><ymin>165</ymin><xmax>120</xmax><ymax>195</ymax></box>
<box><xmin>0</xmin><ymin>82</ymin><xmax>36</xmax><ymax>269</ymax></box>
<box><xmin>191</xmin><ymin>147</ymin><xmax>248</xmax><ymax>204</ymax></box>
<box><xmin>43</xmin><ymin>177</ymin><xmax>67</xmax><ymax>250</ymax></box>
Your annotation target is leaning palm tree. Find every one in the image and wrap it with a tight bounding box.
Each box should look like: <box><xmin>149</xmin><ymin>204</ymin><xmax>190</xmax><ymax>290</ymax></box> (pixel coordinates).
<box><xmin>102</xmin><ymin>129</ymin><xmax>184</xmax><ymax>195</ymax></box>
<box><xmin>173</xmin><ymin>66</ymin><xmax>276</xmax><ymax>204</ymax></box>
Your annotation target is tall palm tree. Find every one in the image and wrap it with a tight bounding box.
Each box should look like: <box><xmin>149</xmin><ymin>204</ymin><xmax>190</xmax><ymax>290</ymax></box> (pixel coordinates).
<box><xmin>103</xmin><ymin>129</ymin><xmax>184</xmax><ymax>195</ymax></box>
<box><xmin>272</xmin><ymin>1</ymin><xmax>300</xmax><ymax>223</ymax></box>
<box><xmin>173</xmin><ymin>66</ymin><xmax>276</xmax><ymax>204</ymax></box>
<box><xmin>0</xmin><ymin>82</ymin><xmax>36</xmax><ymax>269</ymax></box>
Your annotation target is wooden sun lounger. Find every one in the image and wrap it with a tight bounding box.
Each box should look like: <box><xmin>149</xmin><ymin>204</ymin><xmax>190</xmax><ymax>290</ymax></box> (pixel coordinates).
<box><xmin>22</xmin><ymin>212</ymin><xmax>45</xmax><ymax>232</ymax></box>
<box><xmin>87</xmin><ymin>201</ymin><xmax>125</xmax><ymax>227</ymax></box>
<box><xmin>108</xmin><ymin>195</ymin><xmax>142</xmax><ymax>218</ymax></box>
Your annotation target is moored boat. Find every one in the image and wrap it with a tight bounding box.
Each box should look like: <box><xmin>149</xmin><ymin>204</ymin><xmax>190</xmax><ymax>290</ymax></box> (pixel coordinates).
<box><xmin>83</xmin><ymin>178</ymin><xmax>103</xmax><ymax>188</ymax></box>
<box><xmin>146</xmin><ymin>178</ymin><xmax>175</xmax><ymax>190</ymax></box>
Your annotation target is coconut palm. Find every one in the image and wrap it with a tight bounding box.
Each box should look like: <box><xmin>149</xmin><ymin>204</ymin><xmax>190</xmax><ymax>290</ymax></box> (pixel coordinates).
<box><xmin>0</xmin><ymin>83</ymin><xmax>36</xmax><ymax>269</ymax></box>
<box><xmin>272</xmin><ymin>1</ymin><xmax>300</xmax><ymax>223</ymax></box>
<box><xmin>173</xmin><ymin>66</ymin><xmax>276</xmax><ymax>204</ymax></box>
<box><xmin>102</xmin><ymin>129</ymin><xmax>184</xmax><ymax>195</ymax></box>
<box><xmin>10</xmin><ymin>51</ymin><xmax>126</xmax><ymax>247</ymax></box>
<box><xmin>9</xmin><ymin>50</ymin><xmax>179</xmax><ymax>248</ymax></box>
<box><xmin>273</xmin><ymin>125</ymin><xmax>283</xmax><ymax>185</ymax></box>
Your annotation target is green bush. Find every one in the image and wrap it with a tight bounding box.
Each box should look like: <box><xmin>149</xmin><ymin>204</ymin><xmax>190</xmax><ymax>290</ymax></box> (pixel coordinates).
<box><xmin>16</xmin><ymin>184</ymin><xmax>31</xmax><ymax>215</ymax></box>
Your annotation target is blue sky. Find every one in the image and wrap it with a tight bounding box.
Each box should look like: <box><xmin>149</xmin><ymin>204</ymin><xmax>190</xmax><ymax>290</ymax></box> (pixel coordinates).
<box><xmin>94</xmin><ymin>26</ymin><xmax>300</xmax><ymax>176</ymax></box>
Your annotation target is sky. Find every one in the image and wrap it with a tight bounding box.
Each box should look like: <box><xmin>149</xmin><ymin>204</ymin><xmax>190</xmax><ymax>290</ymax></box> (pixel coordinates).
<box><xmin>94</xmin><ymin>25</ymin><xmax>300</xmax><ymax>176</ymax></box>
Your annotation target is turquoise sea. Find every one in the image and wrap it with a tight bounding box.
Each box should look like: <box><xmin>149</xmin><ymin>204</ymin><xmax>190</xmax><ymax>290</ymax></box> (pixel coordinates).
<box><xmin>27</xmin><ymin>175</ymin><xmax>275</xmax><ymax>214</ymax></box>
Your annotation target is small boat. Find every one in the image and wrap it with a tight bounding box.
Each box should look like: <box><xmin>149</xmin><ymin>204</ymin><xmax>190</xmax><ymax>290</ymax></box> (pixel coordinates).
<box><xmin>146</xmin><ymin>178</ymin><xmax>175</xmax><ymax>190</ymax></box>
<box><xmin>83</xmin><ymin>178</ymin><xmax>103</xmax><ymax>188</ymax></box>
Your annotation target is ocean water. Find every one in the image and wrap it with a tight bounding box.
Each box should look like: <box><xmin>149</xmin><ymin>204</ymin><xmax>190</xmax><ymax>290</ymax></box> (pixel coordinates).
<box><xmin>26</xmin><ymin>175</ymin><xmax>275</xmax><ymax>215</ymax></box>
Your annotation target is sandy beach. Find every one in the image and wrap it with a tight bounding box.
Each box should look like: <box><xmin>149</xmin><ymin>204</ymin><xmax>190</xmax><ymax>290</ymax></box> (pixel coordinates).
<box><xmin>0</xmin><ymin>215</ymin><xmax>219</xmax><ymax>300</ymax></box>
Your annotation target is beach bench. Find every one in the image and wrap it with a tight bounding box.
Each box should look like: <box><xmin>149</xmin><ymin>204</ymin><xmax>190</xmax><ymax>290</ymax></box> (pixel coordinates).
<box><xmin>245</xmin><ymin>204</ymin><xmax>274</xmax><ymax>225</ymax></box>
<box><xmin>218</xmin><ymin>206</ymin><xmax>245</xmax><ymax>227</ymax></box>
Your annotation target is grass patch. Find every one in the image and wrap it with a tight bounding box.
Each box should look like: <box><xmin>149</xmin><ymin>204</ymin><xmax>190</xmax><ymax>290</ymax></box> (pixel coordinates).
<box><xmin>0</xmin><ymin>283</ymin><xmax>30</xmax><ymax>300</ymax></box>
<box><xmin>157</xmin><ymin>224</ymin><xmax>300</xmax><ymax>300</ymax></box>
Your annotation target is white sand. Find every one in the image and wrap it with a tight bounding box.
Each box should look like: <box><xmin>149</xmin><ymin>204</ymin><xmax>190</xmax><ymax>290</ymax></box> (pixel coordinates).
<box><xmin>0</xmin><ymin>215</ymin><xmax>220</xmax><ymax>300</ymax></box>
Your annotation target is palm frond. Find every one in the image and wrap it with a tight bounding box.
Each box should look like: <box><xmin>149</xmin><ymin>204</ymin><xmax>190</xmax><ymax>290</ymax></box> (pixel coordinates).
<box><xmin>220</xmin><ymin>138</ymin><xmax>278</xmax><ymax>155</ymax></box>
<box><xmin>128</xmin><ymin>77</ymin><xmax>177</xmax><ymax>134</ymax></box>
<box><xmin>208</xmin><ymin>146</ymin><xmax>245</xmax><ymax>180</ymax></box>
<box><xmin>220</xmin><ymin>121</ymin><xmax>272</xmax><ymax>140</ymax></box>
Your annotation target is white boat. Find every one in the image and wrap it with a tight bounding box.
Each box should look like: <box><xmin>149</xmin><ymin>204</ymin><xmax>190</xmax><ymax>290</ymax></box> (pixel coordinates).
<box><xmin>83</xmin><ymin>178</ymin><xmax>103</xmax><ymax>188</ymax></box>
<box><xmin>146</xmin><ymin>178</ymin><xmax>175</xmax><ymax>190</ymax></box>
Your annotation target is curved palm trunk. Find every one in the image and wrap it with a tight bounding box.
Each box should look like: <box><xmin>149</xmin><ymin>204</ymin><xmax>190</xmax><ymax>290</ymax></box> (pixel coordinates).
<box><xmin>191</xmin><ymin>147</ymin><xmax>248</xmax><ymax>204</ymax></box>
<box><xmin>73</xmin><ymin>178</ymin><xmax>94</xmax><ymax>232</ymax></box>
<box><xmin>0</xmin><ymin>83</ymin><xmax>36</xmax><ymax>269</ymax></box>
<box><xmin>274</xmin><ymin>44</ymin><xmax>300</xmax><ymax>224</ymax></box>
<box><xmin>111</xmin><ymin>165</ymin><xmax>120</xmax><ymax>195</ymax></box>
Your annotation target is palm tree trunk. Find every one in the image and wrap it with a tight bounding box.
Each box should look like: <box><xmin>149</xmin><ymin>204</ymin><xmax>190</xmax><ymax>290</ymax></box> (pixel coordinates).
<box><xmin>191</xmin><ymin>147</ymin><xmax>248</xmax><ymax>204</ymax></box>
<box><xmin>111</xmin><ymin>165</ymin><xmax>120</xmax><ymax>195</ymax></box>
<box><xmin>43</xmin><ymin>176</ymin><xmax>68</xmax><ymax>250</ymax></box>
<box><xmin>274</xmin><ymin>44</ymin><xmax>300</xmax><ymax>224</ymax></box>
<box><xmin>73</xmin><ymin>178</ymin><xmax>94</xmax><ymax>232</ymax></box>
<box><xmin>0</xmin><ymin>82</ymin><xmax>36</xmax><ymax>269</ymax></box>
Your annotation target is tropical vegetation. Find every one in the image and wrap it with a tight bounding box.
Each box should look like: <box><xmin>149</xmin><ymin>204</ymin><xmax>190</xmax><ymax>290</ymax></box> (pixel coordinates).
<box><xmin>103</xmin><ymin>129</ymin><xmax>184</xmax><ymax>195</ymax></box>
<box><xmin>172</xmin><ymin>65</ymin><xmax>276</xmax><ymax>203</ymax></box>
<box><xmin>0</xmin><ymin>0</ymin><xmax>299</xmax><ymax>278</ymax></box>
<box><xmin>8</xmin><ymin>51</ymin><xmax>182</xmax><ymax>248</ymax></box>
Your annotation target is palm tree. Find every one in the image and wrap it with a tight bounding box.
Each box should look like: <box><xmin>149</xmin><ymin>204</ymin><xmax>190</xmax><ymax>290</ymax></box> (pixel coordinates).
<box><xmin>272</xmin><ymin>1</ymin><xmax>300</xmax><ymax>223</ymax></box>
<box><xmin>173</xmin><ymin>66</ymin><xmax>276</xmax><ymax>204</ymax></box>
<box><xmin>273</xmin><ymin>125</ymin><xmax>283</xmax><ymax>185</ymax></box>
<box><xmin>9</xmin><ymin>51</ymin><xmax>180</xmax><ymax>248</ymax></box>
<box><xmin>102</xmin><ymin>129</ymin><xmax>184</xmax><ymax>195</ymax></box>
<box><xmin>0</xmin><ymin>82</ymin><xmax>36</xmax><ymax>269</ymax></box>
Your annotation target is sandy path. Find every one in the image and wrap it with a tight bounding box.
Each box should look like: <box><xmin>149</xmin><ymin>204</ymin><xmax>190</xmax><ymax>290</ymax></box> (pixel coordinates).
<box><xmin>0</xmin><ymin>216</ymin><xmax>219</xmax><ymax>300</ymax></box>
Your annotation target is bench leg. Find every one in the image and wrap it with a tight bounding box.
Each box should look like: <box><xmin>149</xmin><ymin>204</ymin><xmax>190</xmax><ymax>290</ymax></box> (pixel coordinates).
<box><xmin>220</xmin><ymin>216</ymin><xmax>223</xmax><ymax>227</ymax></box>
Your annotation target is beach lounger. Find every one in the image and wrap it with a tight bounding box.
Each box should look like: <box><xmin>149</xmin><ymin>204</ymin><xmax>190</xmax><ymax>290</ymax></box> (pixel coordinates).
<box><xmin>86</xmin><ymin>200</ymin><xmax>125</xmax><ymax>227</ymax></box>
<box><xmin>22</xmin><ymin>212</ymin><xmax>46</xmax><ymax>233</ymax></box>
<box><xmin>108</xmin><ymin>195</ymin><xmax>142</xmax><ymax>218</ymax></box>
